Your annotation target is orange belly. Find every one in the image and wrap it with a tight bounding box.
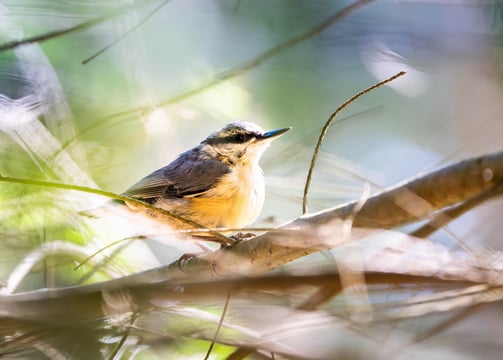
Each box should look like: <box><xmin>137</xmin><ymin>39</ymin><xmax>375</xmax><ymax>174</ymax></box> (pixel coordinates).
<box><xmin>156</xmin><ymin>163</ymin><xmax>265</xmax><ymax>229</ymax></box>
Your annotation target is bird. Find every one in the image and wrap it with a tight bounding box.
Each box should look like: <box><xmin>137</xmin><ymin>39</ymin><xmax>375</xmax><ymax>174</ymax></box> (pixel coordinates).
<box><xmin>120</xmin><ymin>121</ymin><xmax>290</xmax><ymax>232</ymax></box>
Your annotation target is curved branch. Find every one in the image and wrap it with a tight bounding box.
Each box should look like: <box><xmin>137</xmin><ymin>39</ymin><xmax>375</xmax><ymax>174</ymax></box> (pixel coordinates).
<box><xmin>303</xmin><ymin>71</ymin><xmax>406</xmax><ymax>214</ymax></box>
<box><xmin>149</xmin><ymin>150</ymin><xmax>503</xmax><ymax>281</ymax></box>
<box><xmin>2</xmin><ymin>151</ymin><xmax>503</xmax><ymax>292</ymax></box>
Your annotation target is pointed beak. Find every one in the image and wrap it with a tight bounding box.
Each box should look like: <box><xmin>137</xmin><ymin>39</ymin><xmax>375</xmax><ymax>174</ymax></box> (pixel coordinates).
<box><xmin>259</xmin><ymin>127</ymin><xmax>291</xmax><ymax>141</ymax></box>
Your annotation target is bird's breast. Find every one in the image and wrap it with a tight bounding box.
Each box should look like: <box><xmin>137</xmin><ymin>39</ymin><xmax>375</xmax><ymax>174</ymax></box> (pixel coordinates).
<box><xmin>192</xmin><ymin>163</ymin><xmax>265</xmax><ymax>228</ymax></box>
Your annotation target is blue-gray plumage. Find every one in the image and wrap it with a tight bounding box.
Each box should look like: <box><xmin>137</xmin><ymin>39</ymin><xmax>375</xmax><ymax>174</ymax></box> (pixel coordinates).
<box><xmin>122</xmin><ymin>121</ymin><xmax>289</xmax><ymax>229</ymax></box>
<box><xmin>123</xmin><ymin>147</ymin><xmax>230</xmax><ymax>201</ymax></box>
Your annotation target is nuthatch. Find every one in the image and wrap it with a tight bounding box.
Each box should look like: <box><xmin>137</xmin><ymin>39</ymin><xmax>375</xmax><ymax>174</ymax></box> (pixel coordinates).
<box><xmin>122</xmin><ymin>121</ymin><xmax>290</xmax><ymax>230</ymax></box>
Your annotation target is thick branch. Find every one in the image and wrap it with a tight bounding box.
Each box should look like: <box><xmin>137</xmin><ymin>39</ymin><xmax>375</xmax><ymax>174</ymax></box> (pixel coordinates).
<box><xmin>319</xmin><ymin>150</ymin><xmax>503</xmax><ymax>228</ymax></box>
<box><xmin>0</xmin><ymin>272</ymin><xmax>483</xmax><ymax>322</ymax></box>
<box><xmin>2</xmin><ymin>151</ymin><xmax>503</xmax><ymax>301</ymax></box>
<box><xmin>152</xmin><ymin>150</ymin><xmax>503</xmax><ymax>280</ymax></box>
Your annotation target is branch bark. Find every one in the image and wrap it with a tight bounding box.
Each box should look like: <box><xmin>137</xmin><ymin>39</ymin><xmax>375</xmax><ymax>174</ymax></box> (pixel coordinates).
<box><xmin>2</xmin><ymin>151</ymin><xmax>503</xmax><ymax>305</ymax></box>
<box><xmin>147</xmin><ymin>150</ymin><xmax>503</xmax><ymax>281</ymax></box>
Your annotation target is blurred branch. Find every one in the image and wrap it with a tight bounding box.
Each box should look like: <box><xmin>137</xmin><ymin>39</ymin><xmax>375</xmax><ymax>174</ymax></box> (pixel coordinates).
<box><xmin>0</xmin><ymin>174</ymin><xmax>234</xmax><ymax>245</ymax></box>
<box><xmin>205</xmin><ymin>290</ymin><xmax>232</xmax><ymax>360</ymax></box>
<box><xmin>0</xmin><ymin>241</ymin><xmax>120</xmax><ymax>295</ymax></box>
<box><xmin>2</xmin><ymin>147</ymin><xmax>503</xmax><ymax>301</ymax></box>
<box><xmin>411</xmin><ymin>181</ymin><xmax>503</xmax><ymax>238</ymax></box>
<box><xmin>104</xmin><ymin>0</ymin><xmax>374</xmax><ymax>121</ymax></box>
<box><xmin>413</xmin><ymin>304</ymin><xmax>484</xmax><ymax>343</ymax></box>
<box><xmin>82</xmin><ymin>0</ymin><xmax>171</xmax><ymax>65</ymax></box>
<box><xmin>1</xmin><ymin>271</ymin><xmax>502</xmax><ymax>357</ymax></box>
<box><xmin>227</xmin><ymin>262</ymin><xmax>345</xmax><ymax>359</ymax></box>
<box><xmin>2</xmin><ymin>151</ymin><xmax>503</xmax><ymax>284</ymax></box>
<box><xmin>0</xmin><ymin>0</ymin><xmax>158</xmax><ymax>52</ymax></box>
<box><xmin>0</xmin><ymin>272</ymin><xmax>486</xmax><ymax>321</ymax></box>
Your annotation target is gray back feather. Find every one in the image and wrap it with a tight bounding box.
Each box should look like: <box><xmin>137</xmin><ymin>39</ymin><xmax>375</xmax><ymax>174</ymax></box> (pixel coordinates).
<box><xmin>123</xmin><ymin>145</ymin><xmax>230</xmax><ymax>202</ymax></box>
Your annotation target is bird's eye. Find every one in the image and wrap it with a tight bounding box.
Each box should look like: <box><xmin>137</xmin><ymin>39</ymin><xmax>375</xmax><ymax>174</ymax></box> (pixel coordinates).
<box><xmin>230</xmin><ymin>133</ymin><xmax>248</xmax><ymax>143</ymax></box>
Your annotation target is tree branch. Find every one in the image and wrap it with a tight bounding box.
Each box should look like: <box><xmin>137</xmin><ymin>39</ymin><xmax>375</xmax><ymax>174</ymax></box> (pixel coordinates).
<box><xmin>151</xmin><ymin>150</ymin><xmax>503</xmax><ymax>281</ymax></box>
<box><xmin>2</xmin><ymin>150</ymin><xmax>503</xmax><ymax>303</ymax></box>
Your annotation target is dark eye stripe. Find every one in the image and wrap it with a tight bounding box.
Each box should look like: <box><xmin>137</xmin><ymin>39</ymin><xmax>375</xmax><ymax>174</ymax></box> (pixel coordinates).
<box><xmin>228</xmin><ymin>133</ymin><xmax>251</xmax><ymax>143</ymax></box>
<box><xmin>205</xmin><ymin>131</ymin><xmax>256</xmax><ymax>145</ymax></box>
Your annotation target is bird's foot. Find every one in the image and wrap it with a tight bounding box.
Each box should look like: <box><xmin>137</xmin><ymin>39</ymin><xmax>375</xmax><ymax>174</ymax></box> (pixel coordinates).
<box><xmin>176</xmin><ymin>253</ymin><xmax>198</xmax><ymax>272</ymax></box>
<box><xmin>218</xmin><ymin>232</ymin><xmax>255</xmax><ymax>249</ymax></box>
<box><xmin>231</xmin><ymin>232</ymin><xmax>256</xmax><ymax>241</ymax></box>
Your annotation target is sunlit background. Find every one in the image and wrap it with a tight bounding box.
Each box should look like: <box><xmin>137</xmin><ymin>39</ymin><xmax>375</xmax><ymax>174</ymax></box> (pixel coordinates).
<box><xmin>1</xmin><ymin>0</ymin><xmax>503</xmax><ymax>358</ymax></box>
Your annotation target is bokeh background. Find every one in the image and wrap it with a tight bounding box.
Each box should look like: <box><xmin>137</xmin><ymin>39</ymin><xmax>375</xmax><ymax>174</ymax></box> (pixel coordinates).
<box><xmin>1</xmin><ymin>0</ymin><xmax>503</xmax><ymax>358</ymax></box>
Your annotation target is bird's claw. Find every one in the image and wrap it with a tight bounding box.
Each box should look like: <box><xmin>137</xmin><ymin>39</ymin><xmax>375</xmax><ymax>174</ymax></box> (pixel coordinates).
<box><xmin>176</xmin><ymin>253</ymin><xmax>197</xmax><ymax>272</ymax></box>
<box><xmin>231</xmin><ymin>232</ymin><xmax>255</xmax><ymax>240</ymax></box>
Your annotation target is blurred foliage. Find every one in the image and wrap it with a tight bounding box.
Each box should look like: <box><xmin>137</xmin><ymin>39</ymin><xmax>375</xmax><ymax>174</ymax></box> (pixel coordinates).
<box><xmin>1</xmin><ymin>0</ymin><xmax>503</xmax><ymax>359</ymax></box>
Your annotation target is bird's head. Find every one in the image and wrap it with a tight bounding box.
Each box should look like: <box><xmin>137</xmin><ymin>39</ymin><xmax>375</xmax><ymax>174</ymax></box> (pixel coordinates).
<box><xmin>202</xmin><ymin>121</ymin><xmax>290</xmax><ymax>165</ymax></box>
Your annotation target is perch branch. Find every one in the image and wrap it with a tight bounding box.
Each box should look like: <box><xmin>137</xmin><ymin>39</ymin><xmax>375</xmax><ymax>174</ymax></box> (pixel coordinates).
<box><xmin>149</xmin><ymin>150</ymin><xmax>503</xmax><ymax>281</ymax></box>
<box><xmin>2</xmin><ymin>151</ymin><xmax>503</xmax><ymax>291</ymax></box>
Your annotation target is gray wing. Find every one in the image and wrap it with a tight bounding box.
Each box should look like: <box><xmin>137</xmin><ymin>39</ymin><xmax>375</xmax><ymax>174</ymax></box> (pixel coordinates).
<box><xmin>123</xmin><ymin>147</ymin><xmax>230</xmax><ymax>202</ymax></box>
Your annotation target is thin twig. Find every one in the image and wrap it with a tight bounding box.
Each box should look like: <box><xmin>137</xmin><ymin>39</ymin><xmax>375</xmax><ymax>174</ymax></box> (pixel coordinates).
<box><xmin>75</xmin><ymin>235</ymin><xmax>147</xmax><ymax>270</ymax></box>
<box><xmin>82</xmin><ymin>0</ymin><xmax>171</xmax><ymax>65</ymax></box>
<box><xmin>108</xmin><ymin>314</ymin><xmax>138</xmax><ymax>360</ymax></box>
<box><xmin>0</xmin><ymin>174</ymin><xmax>234</xmax><ymax>245</ymax></box>
<box><xmin>414</xmin><ymin>304</ymin><xmax>484</xmax><ymax>343</ymax></box>
<box><xmin>302</xmin><ymin>71</ymin><xmax>406</xmax><ymax>214</ymax></box>
<box><xmin>76</xmin><ymin>240</ymin><xmax>134</xmax><ymax>285</ymax></box>
<box><xmin>0</xmin><ymin>0</ymin><xmax>158</xmax><ymax>52</ymax></box>
<box><xmin>205</xmin><ymin>290</ymin><xmax>232</xmax><ymax>360</ymax></box>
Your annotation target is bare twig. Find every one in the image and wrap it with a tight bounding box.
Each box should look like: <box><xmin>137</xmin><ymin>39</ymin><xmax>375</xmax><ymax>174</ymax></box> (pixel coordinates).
<box><xmin>0</xmin><ymin>174</ymin><xmax>234</xmax><ymax>246</ymax></box>
<box><xmin>413</xmin><ymin>304</ymin><xmax>484</xmax><ymax>343</ymax></box>
<box><xmin>0</xmin><ymin>0</ymin><xmax>158</xmax><ymax>52</ymax></box>
<box><xmin>82</xmin><ymin>0</ymin><xmax>171</xmax><ymax>65</ymax></box>
<box><xmin>75</xmin><ymin>235</ymin><xmax>146</xmax><ymax>270</ymax></box>
<box><xmin>302</xmin><ymin>71</ymin><xmax>406</xmax><ymax>214</ymax></box>
<box><xmin>108</xmin><ymin>314</ymin><xmax>138</xmax><ymax>360</ymax></box>
<box><xmin>205</xmin><ymin>291</ymin><xmax>232</xmax><ymax>360</ymax></box>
